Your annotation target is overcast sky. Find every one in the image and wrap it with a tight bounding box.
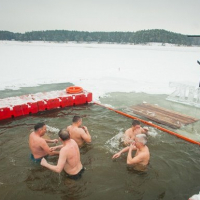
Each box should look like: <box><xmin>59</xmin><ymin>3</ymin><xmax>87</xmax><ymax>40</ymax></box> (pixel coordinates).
<box><xmin>0</xmin><ymin>0</ymin><xmax>199</xmax><ymax>34</ymax></box>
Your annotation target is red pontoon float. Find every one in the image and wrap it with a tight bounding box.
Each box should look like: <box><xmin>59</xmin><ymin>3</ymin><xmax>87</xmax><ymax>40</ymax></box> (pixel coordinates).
<box><xmin>0</xmin><ymin>86</ymin><xmax>92</xmax><ymax>120</ymax></box>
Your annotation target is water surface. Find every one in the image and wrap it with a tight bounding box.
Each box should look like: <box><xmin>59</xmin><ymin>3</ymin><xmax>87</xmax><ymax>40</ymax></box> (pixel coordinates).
<box><xmin>0</xmin><ymin>84</ymin><xmax>200</xmax><ymax>200</ymax></box>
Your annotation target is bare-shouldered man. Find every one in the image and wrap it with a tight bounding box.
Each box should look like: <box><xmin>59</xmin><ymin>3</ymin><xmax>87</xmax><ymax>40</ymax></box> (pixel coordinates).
<box><xmin>67</xmin><ymin>116</ymin><xmax>91</xmax><ymax>147</ymax></box>
<box><xmin>113</xmin><ymin>134</ymin><xmax>150</xmax><ymax>170</ymax></box>
<box><xmin>123</xmin><ymin>120</ymin><xmax>149</xmax><ymax>146</ymax></box>
<box><xmin>29</xmin><ymin>122</ymin><xmax>59</xmax><ymax>163</ymax></box>
<box><xmin>41</xmin><ymin>129</ymin><xmax>84</xmax><ymax>180</ymax></box>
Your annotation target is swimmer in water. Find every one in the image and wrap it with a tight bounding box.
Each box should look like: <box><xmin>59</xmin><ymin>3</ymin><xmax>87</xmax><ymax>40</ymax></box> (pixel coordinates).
<box><xmin>29</xmin><ymin>122</ymin><xmax>60</xmax><ymax>163</ymax></box>
<box><xmin>113</xmin><ymin>134</ymin><xmax>150</xmax><ymax>170</ymax></box>
<box><xmin>122</xmin><ymin>120</ymin><xmax>149</xmax><ymax>146</ymax></box>
<box><xmin>66</xmin><ymin>116</ymin><xmax>91</xmax><ymax>147</ymax></box>
<box><xmin>41</xmin><ymin>129</ymin><xmax>84</xmax><ymax>180</ymax></box>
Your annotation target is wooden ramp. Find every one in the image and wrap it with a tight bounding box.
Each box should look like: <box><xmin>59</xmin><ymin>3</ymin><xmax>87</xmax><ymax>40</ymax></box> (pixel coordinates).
<box><xmin>130</xmin><ymin>103</ymin><xmax>198</xmax><ymax>129</ymax></box>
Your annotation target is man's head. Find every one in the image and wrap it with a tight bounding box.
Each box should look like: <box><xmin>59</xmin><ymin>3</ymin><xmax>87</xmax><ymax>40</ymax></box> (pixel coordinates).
<box><xmin>135</xmin><ymin>134</ymin><xmax>147</xmax><ymax>147</ymax></box>
<box><xmin>72</xmin><ymin>116</ymin><xmax>82</xmax><ymax>126</ymax></box>
<box><xmin>132</xmin><ymin>120</ymin><xmax>141</xmax><ymax>131</ymax></box>
<box><xmin>34</xmin><ymin>122</ymin><xmax>46</xmax><ymax>136</ymax></box>
<box><xmin>58</xmin><ymin>129</ymin><xmax>70</xmax><ymax>141</ymax></box>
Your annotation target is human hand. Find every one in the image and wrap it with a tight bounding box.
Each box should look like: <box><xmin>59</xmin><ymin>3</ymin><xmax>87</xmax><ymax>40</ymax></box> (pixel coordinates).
<box><xmin>82</xmin><ymin>126</ymin><xmax>88</xmax><ymax>132</ymax></box>
<box><xmin>124</xmin><ymin>140</ymin><xmax>130</xmax><ymax>145</ymax></box>
<box><xmin>52</xmin><ymin>139</ymin><xmax>58</xmax><ymax>143</ymax></box>
<box><xmin>112</xmin><ymin>152</ymin><xmax>121</xmax><ymax>159</ymax></box>
<box><xmin>130</xmin><ymin>143</ymin><xmax>136</xmax><ymax>150</ymax></box>
<box><xmin>50</xmin><ymin>146</ymin><xmax>57</xmax><ymax>151</ymax></box>
<box><xmin>41</xmin><ymin>158</ymin><xmax>47</xmax><ymax>166</ymax></box>
<box><xmin>124</xmin><ymin>138</ymin><xmax>133</xmax><ymax>146</ymax></box>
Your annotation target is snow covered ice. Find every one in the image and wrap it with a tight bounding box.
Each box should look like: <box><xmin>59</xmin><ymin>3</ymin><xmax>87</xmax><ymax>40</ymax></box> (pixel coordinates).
<box><xmin>0</xmin><ymin>41</ymin><xmax>199</xmax><ymax>101</ymax></box>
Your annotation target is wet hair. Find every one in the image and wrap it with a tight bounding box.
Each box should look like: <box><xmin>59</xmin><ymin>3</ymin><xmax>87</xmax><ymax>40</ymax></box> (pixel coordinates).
<box><xmin>58</xmin><ymin>129</ymin><xmax>70</xmax><ymax>141</ymax></box>
<box><xmin>135</xmin><ymin>134</ymin><xmax>147</xmax><ymax>145</ymax></box>
<box><xmin>132</xmin><ymin>120</ymin><xmax>141</xmax><ymax>126</ymax></box>
<box><xmin>72</xmin><ymin>116</ymin><xmax>81</xmax><ymax>123</ymax></box>
<box><xmin>34</xmin><ymin>122</ymin><xmax>45</xmax><ymax>131</ymax></box>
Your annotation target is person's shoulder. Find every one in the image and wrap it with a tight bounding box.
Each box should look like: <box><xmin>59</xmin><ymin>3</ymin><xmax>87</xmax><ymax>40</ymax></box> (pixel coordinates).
<box><xmin>125</xmin><ymin>128</ymin><xmax>131</xmax><ymax>133</ymax></box>
<box><xmin>144</xmin><ymin>146</ymin><xmax>150</xmax><ymax>153</ymax></box>
<box><xmin>67</xmin><ymin>125</ymin><xmax>72</xmax><ymax>130</ymax></box>
<box><xmin>30</xmin><ymin>132</ymin><xmax>40</xmax><ymax>141</ymax></box>
<box><xmin>60</xmin><ymin>145</ymin><xmax>69</xmax><ymax>156</ymax></box>
<box><xmin>137</xmin><ymin>151</ymin><xmax>147</xmax><ymax>159</ymax></box>
<box><xmin>29</xmin><ymin>132</ymin><xmax>34</xmax><ymax>138</ymax></box>
<box><xmin>125</xmin><ymin>128</ymin><xmax>132</xmax><ymax>135</ymax></box>
<box><xmin>70</xmin><ymin>139</ymin><xmax>78</xmax><ymax>145</ymax></box>
<box><xmin>37</xmin><ymin>136</ymin><xmax>46</xmax><ymax>144</ymax></box>
<box><xmin>78</xmin><ymin>127</ymin><xmax>85</xmax><ymax>134</ymax></box>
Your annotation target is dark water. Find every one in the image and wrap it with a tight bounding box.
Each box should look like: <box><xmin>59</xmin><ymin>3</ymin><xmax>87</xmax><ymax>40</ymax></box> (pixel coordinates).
<box><xmin>0</xmin><ymin>84</ymin><xmax>200</xmax><ymax>200</ymax></box>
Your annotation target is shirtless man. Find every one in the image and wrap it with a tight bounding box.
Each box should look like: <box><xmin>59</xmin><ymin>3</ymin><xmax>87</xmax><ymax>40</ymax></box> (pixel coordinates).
<box><xmin>29</xmin><ymin>122</ymin><xmax>59</xmax><ymax>163</ymax></box>
<box><xmin>67</xmin><ymin>116</ymin><xmax>91</xmax><ymax>147</ymax></box>
<box><xmin>113</xmin><ymin>134</ymin><xmax>150</xmax><ymax>169</ymax></box>
<box><xmin>41</xmin><ymin>129</ymin><xmax>84</xmax><ymax>180</ymax></box>
<box><xmin>123</xmin><ymin>120</ymin><xmax>148</xmax><ymax>146</ymax></box>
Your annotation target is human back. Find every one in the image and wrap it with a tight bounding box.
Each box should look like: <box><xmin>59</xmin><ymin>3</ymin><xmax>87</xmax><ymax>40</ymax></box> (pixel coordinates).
<box><xmin>41</xmin><ymin>128</ymin><xmax>83</xmax><ymax>177</ymax></box>
<box><xmin>67</xmin><ymin>125</ymin><xmax>84</xmax><ymax>146</ymax></box>
<box><xmin>62</xmin><ymin>139</ymin><xmax>82</xmax><ymax>175</ymax></box>
<box><xmin>67</xmin><ymin>115</ymin><xmax>91</xmax><ymax>147</ymax></box>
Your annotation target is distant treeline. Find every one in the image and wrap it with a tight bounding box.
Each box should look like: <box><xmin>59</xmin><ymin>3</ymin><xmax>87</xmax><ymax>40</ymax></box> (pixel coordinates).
<box><xmin>0</xmin><ymin>29</ymin><xmax>200</xmax><ymax>46</ymax></box>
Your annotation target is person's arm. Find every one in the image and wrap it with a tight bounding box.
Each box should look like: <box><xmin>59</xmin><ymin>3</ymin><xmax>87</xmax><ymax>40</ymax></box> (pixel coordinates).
<box><xmin>41</xmin><ymin>149</ymin><xmax>67</xmax><ymax>173</ymax></box>
<box><xmin>141</xmin><ymin>127</ymin><xmax>149</xmax><ymax>135</ymax></box>
<box><xmin>40</xmin><ymin>140</ymin><xmax>60</xmax><ymax>155</ymax></box>
<box><xmin>81</xmin><ymin>126</ymin><xmax>91</xmax><ymax>143</ymax></box>
<box><xmin>50</xmin><ymin>145</ymin><xmax>64</xmax><ymax>151</ymax></box>
<box><xmin>45</xmin><ymin>139</ymin><xmax>58</xmax><ymax>143</ymax></box>
<box><xmin>112</xmin><ymin>146</ymin><xmax>130</xmax><ymax>159</ymax></box>
<box><xmin>127</xmin><ymin>145</ymin><xmax>142</xmax><ymax>165</ymax></box>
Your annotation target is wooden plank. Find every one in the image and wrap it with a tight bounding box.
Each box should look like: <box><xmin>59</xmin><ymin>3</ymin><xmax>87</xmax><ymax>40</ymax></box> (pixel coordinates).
<box><xmin>130</xmin><ymin>103</ymin><xmax>198</xmax><ymax>129</ymax></box>
<box><xmin>141</xmin><ymin>104</ymin><xmax>197</xmax><ymax>123</ymax></box>
<box><xmin>131</xmin><ymin>106</ymin><xmax>182</xmax><ymax>129</ymax></box>
<box><xmin>134</xmin><ymin>104</ymin><xmax>194</xmax><ymax>125</ymax></box>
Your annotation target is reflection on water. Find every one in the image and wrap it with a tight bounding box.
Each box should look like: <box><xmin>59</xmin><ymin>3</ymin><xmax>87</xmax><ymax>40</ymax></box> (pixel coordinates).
<box><xmin>0</xmin><ymin>86</ymin><xmax>200</xmax><ymax>199</ymax></box>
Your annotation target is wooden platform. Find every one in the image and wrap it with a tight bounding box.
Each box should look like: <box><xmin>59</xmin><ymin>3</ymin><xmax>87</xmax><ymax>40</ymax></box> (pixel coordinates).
<box><xmin>130</xmin><ymin>103</ymin><xmax>198</xmax><ymax>129</ymax></box>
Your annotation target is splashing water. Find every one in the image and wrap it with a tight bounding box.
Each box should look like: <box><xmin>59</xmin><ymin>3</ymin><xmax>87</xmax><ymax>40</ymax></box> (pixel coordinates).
<box><xmin>147</xmin><ymin>127</ymin><xmax>158</xmax><ymax>137</ymax></box>
<box><xmin>105</xmin><ymin>127</ymin><xmax>158</xmax><ymax>154</ymax></box>
<box><xmin>46</xmin><ymin>125</ymin><xmax>60</xmax><ymax>135</ymax></box>
<box><xmin>105</xmin><ymin>130</ymin><xmax>124</xmax><ymax>154</ymax></box>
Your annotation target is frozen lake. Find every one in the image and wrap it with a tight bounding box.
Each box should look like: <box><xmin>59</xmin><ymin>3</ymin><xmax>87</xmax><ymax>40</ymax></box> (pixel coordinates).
<box><xmin>0</xmin><ymin>41</ymin><xmax>200</xmax><ymax>200</ymax></box>
<box><xmin>0</xmin><ymin>41</ymin><xmax>199</xmax><ymax>99</ymax></box>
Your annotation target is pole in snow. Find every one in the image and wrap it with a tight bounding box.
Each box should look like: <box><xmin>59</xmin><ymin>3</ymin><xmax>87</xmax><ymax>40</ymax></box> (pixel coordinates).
<box><xmin>197</xmin><ymin>60</ymin><xmax>200</xmax><ymax>87</ymax></box>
